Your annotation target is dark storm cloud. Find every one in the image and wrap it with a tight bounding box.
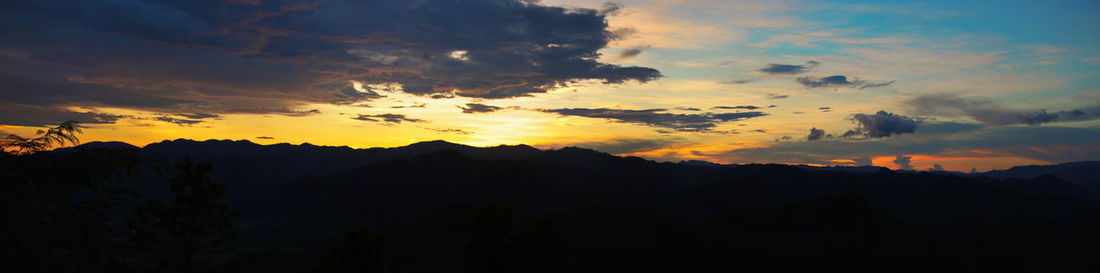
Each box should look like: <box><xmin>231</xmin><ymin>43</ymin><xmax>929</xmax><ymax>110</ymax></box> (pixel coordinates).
<box><xmin>459</xmin><ymin>103</ymin><xmax>504</xmax><ymax>114</ymax></box>
<box><xmin>0</xmin><ymin>103</ymin><xmax>128</xmax><ymax>127</ymax></box>
<box><xmin>0</xmin><ymin>0</ymin><xmax>660</xmax><ymax>126</ymax></box>
<box><xmin>906</xmin><ymin>94</ymin><xmax>1100</xmax><ymax>126</ymax></box>
<box><xmin>758</xmin><ymin>61</ymin><xmax>819</xmax><ymax>74</ymax></box>
<box><xmin>766</xmin><ymin>93</ymin><xmax>789</xmax><ymax>99</ymax></box>
<box><xmin>797</xmin><ymin>75</ymin><xmax>892</xmax><ymax>89</ymax></box>
<box><xmin>842</xmin><ymin>110</ymin><xmax>922</xmax><ymax>138</ymax></box>
<box><xmin>540</xmin><ymin>108</ymin><xmax>767</xmax><ymax>132</ymax></box>
<box><xmin>714</xmin><ymin>105</ymin><xmax>762</xmax><ymax>110</ymax></box>
<box><xmin>352</xmin><ymin>114</ymin><xmax>425</xmax><ymax>124</ymax></box>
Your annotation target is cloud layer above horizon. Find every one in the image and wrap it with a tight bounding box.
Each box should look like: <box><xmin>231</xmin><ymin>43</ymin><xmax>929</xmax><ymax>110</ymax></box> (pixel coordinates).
<box><xmin>2</xmin><ymin>0</ymin><xmax>1098</xmax><ymax>171</ymax></box>
<box><xmin>0</xmin><ymin>0</ymin><xmax>659</xmax><ymax>126</ymax></box>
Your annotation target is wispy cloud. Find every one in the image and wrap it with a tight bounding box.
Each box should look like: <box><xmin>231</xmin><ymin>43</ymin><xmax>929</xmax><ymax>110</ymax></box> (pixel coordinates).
<box><xmin>540</xmin><ymin>108</ymin><xmax>767</xmax><ymax>132</ymax></box>
<box><xmin>842</xmin><ymin>110</ymin><xmax>922</xmax><ymax>138</ymax></box>
<box><xmin>758</xmin><ymin>61</ymin><xmax>820</xmax><ymax>74</ymax></box>
<box><xmin>796</xmin><ymin>75</ymin><xmax>893</xmax><ymax>89</ymax></box>
<box><xmin>714</xmin><ymin>105</ymin><xmax>763</xmax><ymax>110</ymax></box>
<box><xmin>352</xmin><ymin>114</ymin><xmax>425</xmax><ymax>124</ymax></box>
<box><xmin>459</xmin><ymin>103</ymin><xmax>505</xmax><ymax>114</ymax></box>
<box><xmin>766</xmin><ymin>93</ymin><xmax>790</xmax><ymax>99</ymax></box>
<box><xmin>906</xmin><ymin>94</ymin><xmax>1100</xmax><ymax>126</ymax></box>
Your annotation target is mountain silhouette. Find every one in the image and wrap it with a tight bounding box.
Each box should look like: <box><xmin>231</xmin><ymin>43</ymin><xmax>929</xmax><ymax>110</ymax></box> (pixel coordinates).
<box><xmin>38</xmin><ymin>139</ymin><xmax>1100</xmax><ymax>272</ymax></box>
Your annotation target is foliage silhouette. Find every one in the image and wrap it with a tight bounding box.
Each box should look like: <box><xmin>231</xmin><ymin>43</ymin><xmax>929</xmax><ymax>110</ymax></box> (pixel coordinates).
<box><xmin>0</xmin><ymin>122</ymin><xmax>140</xmax><ymax>272</ymax></box>
<box><xmin>462</xmin><ymin>204</ymin><xmax>560</xmax><ymax>273</ymax></box>
<box><xmin>4</xmin><ymin>139</ymin><xmax>1100</xmax><ymax>272</ymax></box>
<box><xmin>127</xmin><ymin>156</ymin><xmax>236</xmax><ymax>273</ymax></box>
<box><xmin>311</xmin><ymin>226</ymin><xmax>391</xmax><ymax>273</ymax></box>
<box><xmin>1</xmin><ymin>120</ymin><xmax>82</xmax><ymax>154</ymax></box>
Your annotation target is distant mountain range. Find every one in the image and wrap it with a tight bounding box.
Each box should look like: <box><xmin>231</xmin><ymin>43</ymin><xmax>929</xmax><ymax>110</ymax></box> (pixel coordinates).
<box><xmin>66</xmin><ymin>139</ymin><xmax>1100</xmax><ymax>182</ymax></box>
<box><xmin>60</xmin><ymin>139</ymin><xmax>1100</xmax><ymax>225</ymax></box>
<box><xmin>46</xmin><ymin>139</ymin><xmax>1100</xmax><ymax>272</ymax></box>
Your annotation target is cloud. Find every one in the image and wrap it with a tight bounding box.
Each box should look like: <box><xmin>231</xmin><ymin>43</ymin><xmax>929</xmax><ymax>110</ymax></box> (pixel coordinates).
<box><xmin>807</xmin><ymin>127</ymin><xmax>827</xmax><ymax>141</ymax></box>
<box><xmin>598</xmin><ymin>2</ymin><xmax>625</xmax><ymax>16</ymax></box>
<box><xmin>929</xmin><ymin>163</ymin><xmax>944</xmax><ymax>171</ymax></box>
<box><xmin>857</xmin><ymin>80</ymin><xmax>896</xmax><ymax>89</ymax></box>
<box><xmin>720</xmin><ymin>79</ymin><xmax>756</xmax><ymax>84</ymax></box>
<box><xmin>256</xmin><ymin>136</ymin><xmax>275</xmax><ymax>140</ymax></box>
<box><xmin>0</xmin><ymin>0</ymin><xmax>661</xmax><ymax>126</ymax></box>
<box><xmin>853</xmin><ymin>157</ymin><xmax>873</xmax><ymax>166</ymax></box>
<box><xmin>426</xmin><ymin>128</ymin><xmax>474</xmax><ymax>135</ymax></box>
<box><xmin>390</xmin><ymin>103</ymin><xmax>427</xmax><ymax>109</ymax></box>
<box><xmin>842</xmin><ymin>110</ymin><xmax>922</xmax><ymax>138</ymax></box>
<box><xmin>618</xmin><ymin>46</ymin><xmax>649</xmax><ymax>59</ymax></box>
<box><xmin>796</xmin><ymin>75</ymin><xmax>893</xmax><ymax>89</ymax></box>
<box><xmin>0</xmin><ymin>103</ymin><xmax>128</xmax><ymax>127</ymax></box>
<box><xmin>540</xmin><ymin>108</ymin><xmax>767</xmax><ymax>132</ymax></box>
<box><xmin>352</xmin><ymin>114</ymin><xmax>425</xmax><ymax>124</ymax></box>
<box><xmin>719</xmin><ymin>124</ymin><xmax>1100</xmax><ymax>166</ymax></box>
<box><xmin>459</xmin><ymin>103</ymin><xmax>504</xmax><ymax>114</ymax></box>
<box><xmin>757</xmin><ymin>61</ymin><xmax>820</xmax><ymax>74</ymax></box>
<box><xmin>798</xmin><ymin>76</ymin><xmax>856</xmax><ymax>88</ymax></box>
<box><xmin>713</xmin><ymin>105</ymin><xmax>761</xmax><ymax>110</ymax></box>
<box><xmin>566</xmin><ymin>138</ymin><xmax>683</xmax><ymax>154</ymax></box>
<box><xmin>177</xmin><ymin>113</ymin><xmax>219</xmax><ymax>119</ymax></box>
<box><xmin>906</xmin><ymin>94</ymin><xmax>1100</xmax><ymax>126</ymax></box>
<box><xmin>675</xmin><ymin>107</ymin><xmax>701</xmax><ymax>111</ymax></box>
<box><xmin>280</xmin><ymin>109</ymin><xmax>322</xmax><ymax>117</ymax></box>
<box><xmin>153</xmin><ymin>116</ymin><xmax>203</xmax><ymax>126</ymax></box>
<box><xmin>765</xmin><ymin>93</ymin><xmax>790</xmax><ymax>99</ymax></box>
<box><xmin>893</xmin><ymin>155</ymin><xmax>913</xmax><ymax>170</ymax></box>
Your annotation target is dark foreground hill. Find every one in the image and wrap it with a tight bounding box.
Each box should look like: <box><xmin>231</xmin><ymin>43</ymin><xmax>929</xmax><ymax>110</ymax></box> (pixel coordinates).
<box><xmin>7</xmin><ymin>139</ymin><xmax>1100</xmax><ymax>273</ymax></box>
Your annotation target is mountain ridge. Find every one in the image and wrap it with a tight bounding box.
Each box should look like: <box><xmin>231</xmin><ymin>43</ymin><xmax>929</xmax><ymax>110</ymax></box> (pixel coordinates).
<box><xmin>63</xmin><ymin>139</ymin><xmax>1098</xmax><ymax>179</ymax></box>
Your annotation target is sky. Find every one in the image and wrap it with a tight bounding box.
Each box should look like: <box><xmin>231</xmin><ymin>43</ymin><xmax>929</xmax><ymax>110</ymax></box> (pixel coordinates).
<box><xmin>1</xmin><ymin>0</ymin><xmax>1098</xmax><ymax>171</ymax></box>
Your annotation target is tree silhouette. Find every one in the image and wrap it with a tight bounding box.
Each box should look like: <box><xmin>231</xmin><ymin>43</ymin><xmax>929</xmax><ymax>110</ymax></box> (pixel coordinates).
<box><xmin>311</xmin><ymin>226</ymin><xmax>392</xmax><ymax>273</ymax></box>
<box><xmin>127</xmin><ymin>156</ymin><xmax>235</xmax><ymax>273</ymax></box>
<box><xmin>463</xmin><ymin>204</ymin><xmax>560</xmax><ymax>273</ymax></box>
<box><xmin>1</xmin><ymin>121</ymin><xmax>140</xmax><ymax>273</ymax></box>
<box><xmin>1</xmin><ymin>120</ymin><xmax>82</xmax><ymax>154</ymax></box>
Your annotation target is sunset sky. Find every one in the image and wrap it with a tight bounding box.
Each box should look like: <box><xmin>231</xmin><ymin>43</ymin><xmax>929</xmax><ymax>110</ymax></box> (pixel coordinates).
<box><xmin>2</xmin><ymin>0</ymin><xmax>1098</xmax><ymax>171</ymax></box>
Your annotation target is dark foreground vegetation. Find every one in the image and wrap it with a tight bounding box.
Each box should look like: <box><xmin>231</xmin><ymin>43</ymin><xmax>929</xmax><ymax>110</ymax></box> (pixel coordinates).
<box><xmin>3</xmin><ymin>126</ymin><xmax>1099</xmax><ymax>272</ymax></box>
